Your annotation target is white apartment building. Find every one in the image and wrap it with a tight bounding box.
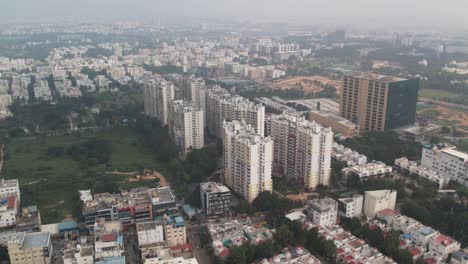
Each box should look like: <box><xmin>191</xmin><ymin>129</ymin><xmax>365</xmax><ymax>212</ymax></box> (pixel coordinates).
<box><xmin>206</xmin><ymin>87</ymin><xmax>265</xmax><ymax>138</ymax></box>
<box><xmin>144</xmin><ymin>77</ymin><xmax>175</xmax><ymax>126</ymax></box>
<box><xmin>363</xmin><ymin>190</ymin><xmax>397</xmax><ymax>218</ymax></box>
<box><xmin>266</xmin><ymin>114</ymin><xmax>333</xmax><ymax>190</ymax></box>
<box><xmin>0</xmin><ymin>196</ymin><xmax>18</xmax><ymax>228</ymax></box>
<box><xmin>181</xmin><ymin>75</ymin><xmax>206</xmax><ymax>115</ymax></box>
<box><xmin>136</xmin><ymin>221</ymin><xmax>164</xmax><ymax>247</ymax></box>
<box><xmin>421</xmin><ymin>144</ymin><xmax>468</xmax><ymax>186</ymax></box>
<box><xmin>0</xmin><ymin>179</ymin><xmax>20</xmax><ymax>200</ymax></box>
<box><xmin>307</xmin><ymin>197</ymin><xmax>338</xmax><ymax>227</ymax></box>
<box><xmin>168</xmin><ymin>100</ymin><xmax>204</xmax><ymax>154</ymax></box>
<box><xmin>338</xmin><ymin>194</ymin><xmax>363</xmax><ymax>218</ymax></box>
<box><xmin>342</xmin><ymin>161</ymin><xmax>393</xmax><ymax>179</ymax></box>
<box><xmin>223</xmin><ymin>120</ymin><xmax>273</xmax><ymax>203</ymax></box>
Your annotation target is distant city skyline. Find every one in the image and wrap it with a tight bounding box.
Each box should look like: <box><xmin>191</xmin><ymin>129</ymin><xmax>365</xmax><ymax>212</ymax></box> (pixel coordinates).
<box><xmin>2</xmin><ymin>0</ymin><xmax>468</xmax><ymax>32</ymax></box>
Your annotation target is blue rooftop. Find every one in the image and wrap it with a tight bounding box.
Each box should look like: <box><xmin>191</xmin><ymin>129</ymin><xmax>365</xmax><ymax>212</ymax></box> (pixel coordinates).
<box><xmin>175</xmin><ymin>216</ymin><xmax>184</xmax><ymax>224</ymax></box>
<box><xmin>402</xmin><ymin>233</ymin><xmax>412</xmax><ymax>240</ymax></box>
<box><xmin>58</xmin><ymin>220</ymin><xmax>78</xmax><ymax>231</ymax></box>
<box><xmin>183</xmin><ymin>204</ymin><xmax>195</xmax><ymax>213</ymax></box>
<box><xmin>419</xmin><ymin>226</ymin><xmax>434</xmax><ymax>236</ymax></box>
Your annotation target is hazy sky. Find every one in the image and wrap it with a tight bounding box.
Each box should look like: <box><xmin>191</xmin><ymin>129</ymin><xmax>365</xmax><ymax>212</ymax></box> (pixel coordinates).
<box><xmin>2</xmin><ymin>0</ymin><xmax>468</xmax><ymax>31</ymax></box>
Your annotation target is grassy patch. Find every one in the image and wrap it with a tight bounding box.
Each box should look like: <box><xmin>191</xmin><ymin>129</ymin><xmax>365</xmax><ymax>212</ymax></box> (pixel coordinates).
<box><xmin>419</xmin><ymin>109</ymin><xmax>442</xmax><ymax>119</ymax></box>
<box><xmin>272</xmin><ymin>176</ymin><xmax>302</xmax><ymax>195</ymax></box>
<box><xmin>419</xmin><ymin>88</ymin><xmax>458</xmax><ymax>99</ymax></box>
<box><xmin>457</xmin><ymin>139</ymin><xmax>468</xmax><ymax>152</ymax></box>
<box><xmin>2</xmin><ymin>128</ymin><xmax>164</xmax><ymax>223</ymax></box>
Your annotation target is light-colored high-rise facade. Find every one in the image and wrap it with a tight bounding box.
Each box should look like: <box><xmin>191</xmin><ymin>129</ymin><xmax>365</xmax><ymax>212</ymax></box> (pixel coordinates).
<box><xmin>144</xmin><ymin>77</ymin><xmax>175</xmax><ymax>126</ymax></box>
<box><xmin>266</xmin><ymin>114</ymin><xmax>333</xmax><ymax>190</ymax></box>
<box><xmin>223</xmin><ymin>121</ymin><xmax>273</xmax><ymax>203</ymax></box>
<box><xmin>421</xmin><ymin>144</ymin><xmax>468</xmax><ymax>186</ymax></box>
<box><xmin>168</xmin><ymin>100</ymin><xmax>205</xmax><ymax>154</ymax></box>
<box><xmin>340</xmin><ymin>72</ymin><xmax>419</xmax><ymax>132</ymax></box>
<box><xmin>207</xmin><ymin>86</ymin><xmax>265</xmax><ymax>138</ymax></box>
<box><xmin>182</xmin><ymin>75</ymin><xmax>206</xmax><ymax>113</ymax></box>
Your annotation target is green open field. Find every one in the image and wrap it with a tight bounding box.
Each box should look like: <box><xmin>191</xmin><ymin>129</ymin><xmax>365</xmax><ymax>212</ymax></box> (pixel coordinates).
<box><xmin>419</xmin><ymin>88</ymin><xmax>458</xmax><ymax>99</ymax></box>
<box><xmin>1</xmin><ymin>128</ymin><xmax>164</xmax><ymax>223</ymax></box>
<box><xmin>457</xmin><ymin>139</ymin><xmax>468</xmax><ymax>152</ymax></box>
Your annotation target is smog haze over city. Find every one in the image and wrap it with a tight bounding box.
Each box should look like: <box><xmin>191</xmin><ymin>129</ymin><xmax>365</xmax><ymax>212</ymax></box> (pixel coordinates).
<box><xmin>2</xmin><ymin>0</ymin><xmax>468</xmax><ymax>31</ymax></box>
<box><xmin>1</xmin><ymin>0</ymin><xmax>468</xmax><ymax>264</ymax></box>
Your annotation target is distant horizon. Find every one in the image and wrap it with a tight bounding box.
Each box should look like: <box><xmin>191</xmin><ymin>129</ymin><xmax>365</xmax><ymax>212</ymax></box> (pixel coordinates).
<box><xmin>2</xmin><ymin>0</ymin><xmax>468</xmax><ymax>33</ymax></box>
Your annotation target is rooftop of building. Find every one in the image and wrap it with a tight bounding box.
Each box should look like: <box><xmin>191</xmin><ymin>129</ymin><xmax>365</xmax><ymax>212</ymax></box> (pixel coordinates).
<box><xmin>441</xmin><ymin>148</ymin><xmax>468</xmax><ymax>161</ymax></box>
<box><xmin>309</xmin><ymin>110</ymin><xmax>357</xmax><ymax>126</ymax></box>
<box><xmin>136</xmin><ymin>220</ymin><xmax>163</xmax><ymax>232</ymax></box>
<box><xmin>346</xmin><ymin>72</ymin><xmax>407</xmax><ymax>83</ymax></box>
<box><xmin>309</xmin><ymin>197</ymin><xmax>337</xmax><ymax>212</ymax></box>
<box><xmin>166</xmin><ymin>215</ymin><xmax>185</xmax><ymax>227</ymax></box>
<box><xmin>0</xmin><ymin>178</ymin><xmax>18</xmax><ymax>189</ymax></box>
<box><xmin>94</xmin><ymin>219</ymin><xmax>123</xmax><ymax>243</ymax></box>
<box><xmin>365</xmin><ymin>189</ymin><xmax>396</xmax><ymax>198</ymax></box>
<box><xmin>83</xmin><ymin>187</ymin><xmax>175</xmax><ymax>213</ymax></box>
<box><xmin>22</xmin><ymin>232</ymin><xmax>50</xmax><ymax>249</ymax></box>
<box><xmin>149</xmin><ymin>186</ymin><xmax>176</xmax><ymax>204</ymax></box>
<box><xmin>201</xmin><ymin>181</ymin><xmax>230</xmax><ymax>194</ymax></box>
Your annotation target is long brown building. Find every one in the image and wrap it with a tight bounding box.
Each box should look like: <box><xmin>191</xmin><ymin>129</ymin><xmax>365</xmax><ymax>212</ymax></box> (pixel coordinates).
<box><xmin>340</xmin><ymin>72</ymin><xmax>419</xmax><ymax>132</ymax></box>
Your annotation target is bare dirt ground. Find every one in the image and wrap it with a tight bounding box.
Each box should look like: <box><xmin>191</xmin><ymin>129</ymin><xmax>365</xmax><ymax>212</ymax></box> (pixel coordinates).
<box><xmin>286</xmin><ymin>192</ymin><xmax>318</xmax><ymax>201</ymax></box>
<box><xmin>419</xmin><ymin>105</ymin><xmax>468</xmax><ymax>134</ymax></box>
<box><xmin>126</xmin><ymin>171</ymin><xmax>169</xmax><ymax>187</ymax></box>
<box><xmin>267</xmin><ymin>76</ymin><xmax>342</xmax><ymax>95</ymax></box>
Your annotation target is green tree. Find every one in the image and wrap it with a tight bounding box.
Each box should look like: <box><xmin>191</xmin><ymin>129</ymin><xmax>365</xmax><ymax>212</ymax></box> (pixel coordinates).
<box><xmin>225</xmin><ymin>247</ymin><xmax>246</xmax><ymax>264</ymax></box>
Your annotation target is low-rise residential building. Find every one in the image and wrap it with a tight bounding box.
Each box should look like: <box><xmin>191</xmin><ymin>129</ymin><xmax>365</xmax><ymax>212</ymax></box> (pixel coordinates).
<box><xmin>94</xmin><ymin>219</ymin><xmax>124</xmax><ymax>263</ymax></box>
<box><xmin>332</xmin><ymin>143</ymin><xmax>368</xmax><ymax>167</ymax></box>
<box><xmin>363</xmin><ymin>190</ymin><xmax>397</xmax><ymax>218</ymax></box>
<box><xmin>163</xmin><ymin>215</ymin><xmax>186</xmax><ymax>246</ymax></box>
<box><xmin>200</xmin><ymin>182</ymin><xmax>231</xmax><ymax>216</ymax></box>
<box><xmin>421</xmin><ymin>144</ymin><xmax>468</xmax><ymax>186</ymax></box>
<box><xmin>7</xmin><ymin>232</ymin><xmax>52</xmax><ymax>264</ymax></box>
<box><xmin>0</xmin><ymin>178</ymin><xmax>20</xmax><ymax>200</ymax></box>
<box><xmin>257</xmin><ymin>247</ymin><xmax>321</xmax><ymax>264</ymax></box>
<box><xmin>338</xmin><ymin>195</ymin><xmax>363</xmax><ymax>218</ymax></box>
<box><xmin>141</xmin><ymin>246</ymin><xmax>198</xmax><ymax>264</ymax></box>
<box><xmin>394</xmin><ymin>157</ymin><xmax>450</xmax><ymax>189</ymax></box>
<box><xmin>307</xmin><ymin>197</ymin><xmax>338</xmax><ymax>227</ymax></box>
<box><xmin>0</xmin><ymin>195</ymin><xmax>18</xmax><ymax>228</ymax></box>
<box><xmin>428</xmin><ymin>234</ymin><xmax>461</xmax><ymax>258</ymax></box>
<box><xmin>63</xmin><ymin>241</ymin><xmax>94</xmax><ymax>264</ymax></box>
<box><xmin>451</xmin><ymin>250</ymin><xmax>468</xmax><ymax>264</ymax></box>
<box><xmin>342</xmin><ymin>161</ymin><xmax>393</xmax><ymax>179</ymax></box>
<box><xmin>137</xmin><ymin>220</ymin><xmax>165</xmax><ymax>248</ymax></box>
<box><xmin>315</xmin><ymin>225</ymin><xmax>396</xmax><ymax>264</ymax></box>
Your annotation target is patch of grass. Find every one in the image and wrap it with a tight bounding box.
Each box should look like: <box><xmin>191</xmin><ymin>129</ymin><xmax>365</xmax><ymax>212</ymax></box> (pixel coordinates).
<box><xmin>419</xmin><ymin>89</ymin><xmax>458</xmax><ymax>99</ymax></box>
<box><xmin>419</xmin><ymin>109</ymin><xmax>442</xmax><ymax>119</ymax></box>
<box><xmin>2</xmin><ymin>128</ymin><xmax>165</xmax><ymax>223</ymax></box>
<box><xmin>272</xmin><ymin>176</ymin><xmax>302</xmax><ymax>195</ymax></box>
<box><xmin>457</xmin><ymin>139</ymin><xmax>468</xmax><ymax>152</ymax></box>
